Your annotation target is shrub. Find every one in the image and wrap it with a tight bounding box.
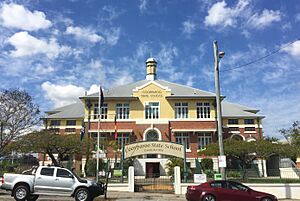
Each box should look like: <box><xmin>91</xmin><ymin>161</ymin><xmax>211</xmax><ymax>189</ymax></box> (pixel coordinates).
<box><xmin>227</xmin><ymin>170</ymin><xmax>241</xmax><ymax>178</ymax></box>
<box><xmin>204</xmin><ymin>169</ymin><xmax>215</xmax><ymax>179</ymax></box>
<box><xmin>85</xmin><ymin>159</ymin><xmax>105</xmax><ymax>177</ymax></box>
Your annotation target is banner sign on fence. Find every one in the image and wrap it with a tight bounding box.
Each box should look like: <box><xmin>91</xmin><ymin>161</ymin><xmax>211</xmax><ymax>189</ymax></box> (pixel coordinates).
<box><xmin>124</xmin><ymin>141</ymin><xmax>184</xmax><ymax>158</ymax></box>
<box><xmin>194</xmin><ymin>174</ymin><xmax>207</xmax><ymax>183</ymax></box>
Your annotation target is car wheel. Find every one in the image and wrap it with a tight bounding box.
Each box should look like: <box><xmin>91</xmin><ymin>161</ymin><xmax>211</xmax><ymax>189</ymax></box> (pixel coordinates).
<box><xmin>261</xmin><ymin>198</ymin><xmax>273</xmax><ymax>201</ymax></box>
<box><xmin>202</xmin><ymin>194</ymin><xmax>216</xmax><ymax>201</ymax></box>
<box><xmin>13</xmin><ymin>185</ymin><xmax>29</xmax><ymax>201</ymax></box>
<box><xmin>28</xmin><ymin>195</ymin><xmax>39</xmax><ymax>201</ymax></box>
<box><xmin>75</xmin><ymin>188</ymin><xmax>90</xmax><ymax>201</ymax></box>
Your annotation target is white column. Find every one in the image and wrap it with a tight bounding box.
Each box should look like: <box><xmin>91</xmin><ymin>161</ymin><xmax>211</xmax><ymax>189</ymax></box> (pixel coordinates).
<box><xmin>82</xmin><ymin>157</ymin><xmax>86</xmax><ymax>177</ymax></box>
<box><xmin>128</xmin><ymin>166</ymin><xmax>135</xmax><ymax>192</ymax></box>
<box><xmin>262</xmin><ymin>159</ymin><xmax>268</xmax><ymax>177</ymax></box>
<box><xmin>174</xmin><ymin>166</ymin><xmax>181</xmax><ymax>194</ymax></box>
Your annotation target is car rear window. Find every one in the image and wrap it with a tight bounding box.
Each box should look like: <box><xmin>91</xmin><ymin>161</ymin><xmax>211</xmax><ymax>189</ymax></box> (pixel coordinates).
<box><xmin>210</xmin><ymin>181</ymin><xmax>226</xmax><ymax>188</ymax></box>
<box><xmin>40</xmin><ymin>168</ymin><xmax>54</xmax><ymax>176</ymax></box>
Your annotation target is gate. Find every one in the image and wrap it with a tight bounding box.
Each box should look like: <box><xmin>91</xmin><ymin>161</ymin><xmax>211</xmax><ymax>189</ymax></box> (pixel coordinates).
<box><xmin>134</xmin><ymin>174</ymin><xmax>174</xmax><ymax>193</ymax></box>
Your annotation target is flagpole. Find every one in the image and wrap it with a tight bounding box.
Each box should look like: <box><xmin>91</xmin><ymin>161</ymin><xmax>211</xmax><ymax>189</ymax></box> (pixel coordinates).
<box><xmin>96</xmin><ymin>86</ymin><xmax>101</xmax><ymax>183</ymax></box>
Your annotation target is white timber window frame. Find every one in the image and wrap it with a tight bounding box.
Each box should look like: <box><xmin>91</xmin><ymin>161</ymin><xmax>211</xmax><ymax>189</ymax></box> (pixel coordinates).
<box><xmin>116</xmin><ymin>103</ymin><xmax>129</xmax><ymax>119</ymax></box>
<box><xmin>175</xmin><ymin>132</ymin><xmax>190</xmax><ymax>150</ymax></box>
<box><xmin>197</xmin><ymin>132</ymin><xmax>212</xmax><ymax>150</ymax></box>
<box><xmin>197</xmin><ymin>102</ymin><xmax>211</xmax><ymax>119</ymax></box>
<box><xmin>175</xmin><ymin>102</ymin><xmax>188</xmax><ymax>119</ymax></box>
<box><xmin>94</xmin><ymin>103</ymin><xmax>108</xmax><ymax>119</ymax></box>
<box><xmin>145</xmin><ymin>102</ymin><xmax>160</xmax><ymax>119</ymax></box>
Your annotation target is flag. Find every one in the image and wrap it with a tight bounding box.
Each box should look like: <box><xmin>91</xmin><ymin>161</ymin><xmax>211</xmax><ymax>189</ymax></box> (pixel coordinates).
<box><xmin>99</xmin><ymin>86</ymin><xmax>104</xmax><ymax>108</ymax></box>
<box><xmin>80</xmin><ymin>126</ymin><xmax>85</xmax><ymax>141</ymax></box>
<box><xmin>114</xmin><ymin>115</ymin><xmax>118</xmax><ymax>139</ymax></box>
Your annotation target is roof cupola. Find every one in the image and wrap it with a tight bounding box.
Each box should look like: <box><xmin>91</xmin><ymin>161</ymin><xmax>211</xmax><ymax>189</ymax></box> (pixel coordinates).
<box><xmin>146</xmin><ymin>57</ymin><xmax>157</xmax><ymax>81</ymax></box>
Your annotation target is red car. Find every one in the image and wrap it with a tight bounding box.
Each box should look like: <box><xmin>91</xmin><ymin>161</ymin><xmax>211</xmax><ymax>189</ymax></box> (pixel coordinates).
<box><xmin>186</xmin><ymin>180</ymin><xmax>278</xmax><ymax>201</ymax></box>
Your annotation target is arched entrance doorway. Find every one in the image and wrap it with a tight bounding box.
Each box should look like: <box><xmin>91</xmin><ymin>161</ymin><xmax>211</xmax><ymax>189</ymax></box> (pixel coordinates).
<box><xmin>124</xmin><ymin>141</ymin><xmax>184</xmax><ymax>193</ymax></box>
<box><xmin>145</xmin><ymin>129</ymin><xmax>160</xmax><ymax>177</ymax></box>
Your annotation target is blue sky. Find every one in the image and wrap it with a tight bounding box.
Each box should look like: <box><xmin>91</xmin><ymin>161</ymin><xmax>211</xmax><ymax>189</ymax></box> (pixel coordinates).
<box><xmin>0</xmin><ymin>0</ymin><xmax>299</xmax><ymax>139</ymax></box>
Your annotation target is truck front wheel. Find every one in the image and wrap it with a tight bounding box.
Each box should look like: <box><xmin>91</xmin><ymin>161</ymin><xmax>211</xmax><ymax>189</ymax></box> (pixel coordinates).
<box><xmin>75</xmin><ymin>188</ymin><xmax>90</xmax><ymax>201</ymax></box>
<box><xmin>13</xmin><ymin>185</ymin><xmax>29</xmax><ymax>201</ymax></box>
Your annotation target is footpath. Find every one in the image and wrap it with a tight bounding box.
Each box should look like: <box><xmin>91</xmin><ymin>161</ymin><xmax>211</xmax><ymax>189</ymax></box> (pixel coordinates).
<box><xmin>1</xmin><ymin>190</ymin><xmax>300</xmax><ymax>201</ymax></box>
<box><xmin>95</xmin><ymin>191</ymin><xmax>299</xmax><ymax>201</ymax></box>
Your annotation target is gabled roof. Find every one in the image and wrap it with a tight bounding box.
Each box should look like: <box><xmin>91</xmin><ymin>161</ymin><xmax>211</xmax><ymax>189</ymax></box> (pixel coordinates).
<box><xmin>44</xmin><ymin>102</ymin><xmax>84</xmax><ymax>119</ymax></box>
<box><xmin>44</xmin><ymin>101</ymin><xmax>263</xmax><ymax>119</ymax></box>
<box><xmin>80</xmin><ymin>79</ymin><xmax>217</xmax><ymax>99</ymax></box>
<box><xmin>221</xmin><ymin>102</ymin><xmax>264</xmax><ymax>118</ymax></box>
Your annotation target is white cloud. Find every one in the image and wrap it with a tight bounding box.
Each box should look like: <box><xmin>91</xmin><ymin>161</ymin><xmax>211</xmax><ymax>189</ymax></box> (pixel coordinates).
<box><xmin>182</xmin><ymin>20</ymin><xmax>196</xmax><ymax>35</ymax></box>
<box><xmin>241</xmin><ymin>29</ymin><xmax>251</xmax><ymax>38</ymax></box>
<box><xmin>186</xmin><ymin>76</ymin><xmax>195</xmax><ymax>87</ymax></box>
<box><xmin>41</xmin><ymin>81</ymin><xmax>85</xmax><ymax>107</ymax></box>
<box><xmin>139</xmin><ymin>0</ymin><xmax>148</xmax><ymax>13</ymax></box>
<box><xmin>89</xmin><ymin>59</ymin><xmax>103</xmax><ymax>69</ymax></box>
<box><xmin>282</xmin><ymin>41</ymin><xmax>300</xmax><ymax>58</ymax></box>
<box><xmin>204</xmin><ymin>0</ymin><xmax>249</xmax><ymax>28</ymax></box>
<box><xmin>65</xmin><ymin>26</ymin><xmax>104</xmax><ymax>43</ymax></box>
<box><xmin>104</xmin><ymin>27</ymin><xmax>121</xmax><ymax>46</ymax></box>
<box><xmin>281</xmin><ymin>23</ymin><xmax>292</xmax><ymax>31</ymax></box>
<box><xmin>248</xmin><ymin>9</ymin><xmax>281</xmax><ymax>29</ymax></box>
<box><xmin>35</xmin><ymin>64</ymin><xmax>55</xmax><ymax>75</ymax></box>
<box><xmin>296</xmin><ymin>13</ymin><xmax>300</xmax><ymax>22</ymax></box>
<box><xmin>114</xmin><ymin>71</ymin><xmax>134</xmax><ymax>86</ymax></box>
<box><xmin>0</xmin><ymin>3</ymin><xmax>52</xmax><ymax>31</ymax></box>
<box><xmin>87</xmin><ymin>84</ymin><xmax>101</xmax><ymax>95</ymax></box>
<box><xmin>102</xmin><ymin>5</ymin><xmax>122</xmax><ymax>22</ymax></box>
<box><xmin>7</xmin><ymin>31</ymin><xmax>70</xmax><ymax>58</ymax></box>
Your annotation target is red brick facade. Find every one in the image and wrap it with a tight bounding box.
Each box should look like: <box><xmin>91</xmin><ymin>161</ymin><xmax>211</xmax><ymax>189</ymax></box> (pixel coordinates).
<box><xmin>85</xmin><ymin>120</ymin><xmax>262</xmax><ymax>159</ymax></box>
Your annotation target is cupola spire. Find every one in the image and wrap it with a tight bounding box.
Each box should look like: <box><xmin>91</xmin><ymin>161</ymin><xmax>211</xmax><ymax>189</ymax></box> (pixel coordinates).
<box><xmin>146</xmin><ymin>57</ymin><xmax>157</xmax><ymax>81</ymax></box>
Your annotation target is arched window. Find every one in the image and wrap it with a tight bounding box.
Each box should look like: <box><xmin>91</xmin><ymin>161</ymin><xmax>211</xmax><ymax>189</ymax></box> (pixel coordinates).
<box><xmin>146</xmin><ymin>130</ymin><xmax>159</xmax><ymax>141</ymax></box>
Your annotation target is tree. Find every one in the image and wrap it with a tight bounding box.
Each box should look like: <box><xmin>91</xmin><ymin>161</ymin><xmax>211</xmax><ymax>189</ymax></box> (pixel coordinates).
<box><xmin>6</xmin><ymin>130</ymin><xmax>83</xmax><ymax>166</ymax></box>
<box><xmin>165</xmin><ymin>157</ymin><xmax>191</xmax><ymax>178</ymax></box>
<box><xmin>279</xmin><ymin>121</ymin><xmax>300</xmax><ymax>147</ymax></box>
<box><xmin>0</xmin><ymin>89</ymin><xmax>40</xmax><ymax>154</ymax></box>
<box><xmin>264</xmin><ymin>136</ymin><xmax>279</xmax><ymax>142</ymax></box>
<box><xmin>198</xmin><ymin>139</ymin><xmax>295</xmax><ymax>179</ymax></box>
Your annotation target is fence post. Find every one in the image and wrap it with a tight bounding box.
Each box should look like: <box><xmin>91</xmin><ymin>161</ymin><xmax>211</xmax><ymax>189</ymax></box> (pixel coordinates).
<box><xmin>128</xmin><ymin>166</ymin><xmax>134</xmax><ymax>192</ymax></box>
<box><xmin>174</xmin><ymin>166</ymin><xmax>181</xmax><ymax>194</ymax></box>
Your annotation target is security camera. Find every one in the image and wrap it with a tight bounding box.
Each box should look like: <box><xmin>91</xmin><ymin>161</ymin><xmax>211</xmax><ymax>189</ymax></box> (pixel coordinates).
<box><xmin>219</xmin><ymin>51</ymin><xmax>225</xmax><ymax>58</ymax></box>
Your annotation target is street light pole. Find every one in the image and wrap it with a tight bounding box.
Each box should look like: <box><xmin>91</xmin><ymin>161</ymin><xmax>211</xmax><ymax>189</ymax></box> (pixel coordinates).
<box><xmin>213</xmin><ymin>40</ymin><xmax>226</xmax><ymax>180</ymax></box>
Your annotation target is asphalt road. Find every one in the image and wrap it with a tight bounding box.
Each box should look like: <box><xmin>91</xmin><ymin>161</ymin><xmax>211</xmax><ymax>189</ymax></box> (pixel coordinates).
<box><xmin>0</xmin><ymin>190</ymin><xmax>299</xmax><ymax>201</ymax></box>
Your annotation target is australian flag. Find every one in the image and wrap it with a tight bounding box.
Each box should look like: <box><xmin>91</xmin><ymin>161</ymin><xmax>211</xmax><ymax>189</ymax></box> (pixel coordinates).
<box><xmin>99</xmin><ymin>86</ymin><xmax>104</xmax><ymax>108</ymax></box>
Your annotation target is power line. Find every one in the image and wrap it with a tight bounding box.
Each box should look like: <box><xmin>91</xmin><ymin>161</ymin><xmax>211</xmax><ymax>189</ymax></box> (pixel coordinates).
<box><xmin>220</xmin><ymin>38</ymin><xmax>300</xmax><ymax>72</ymax></box>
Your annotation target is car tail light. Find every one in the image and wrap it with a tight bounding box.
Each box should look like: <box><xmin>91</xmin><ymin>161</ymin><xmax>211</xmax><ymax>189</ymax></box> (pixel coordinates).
<box><xmin>189</xmin><ymin>186</ymin><xmax>196</xmax><ymax>191</ymax></box>
<box><xmin>1</xmin><ymin>176</ymin><xmax>4</xmax><ymax>184</ymax></box>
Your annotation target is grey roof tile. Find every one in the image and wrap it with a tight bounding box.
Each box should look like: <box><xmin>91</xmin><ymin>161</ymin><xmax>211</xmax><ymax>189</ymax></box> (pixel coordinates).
<box><xmin>45</xmin><ymin>102</ymin><xmax>84</xmax><ymax>119</ymax></box>
<box><xmin>222</xmin><ymin>102</ymin><xmax>264</xmax><ymax>118</ymax></box>
<box><xmin>82</xmin><ymin>79</ymin><xmax>216</xmax><ymax>98</ymax></box>
<box><xmin>45</xmin><ymin>80</ymin><xmax>263</xmax><ymax>119</ymax></box>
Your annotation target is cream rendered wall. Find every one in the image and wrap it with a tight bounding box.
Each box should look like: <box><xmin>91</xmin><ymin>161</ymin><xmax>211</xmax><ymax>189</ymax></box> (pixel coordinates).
<box><xmin>131</xmin><ymin>83</ymin><xmax>172</xmax><ymax>119</ymax></box>
<box><xmin>82</xmin><ymin>83</ymin><xmax>216</xmax><ymax>120</ymax></box>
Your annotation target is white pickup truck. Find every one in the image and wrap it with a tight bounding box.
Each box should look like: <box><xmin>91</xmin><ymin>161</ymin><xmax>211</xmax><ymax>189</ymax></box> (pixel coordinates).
<box><xmin>1</xmin><ymin>166</ymin><xmax>104</xmax><ymax>201</ymax></box>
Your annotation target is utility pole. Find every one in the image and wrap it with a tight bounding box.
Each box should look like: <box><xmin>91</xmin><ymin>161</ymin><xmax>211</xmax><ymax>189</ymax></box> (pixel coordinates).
<box><xmin>213</xmin><ymin>40</ymin><xmax>226</xmax><ymax>180</ymax></box>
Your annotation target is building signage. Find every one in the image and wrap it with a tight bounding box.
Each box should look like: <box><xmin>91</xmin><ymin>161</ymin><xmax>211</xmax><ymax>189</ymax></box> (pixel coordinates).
<box><xmin>124</xmin><ymin>141</ymin><xmax>184</xmax><ymax>159</ymax></box>
<box><xmin>140</xmin><ymin>90</ymin><xmax>163</xmax><ymax>98</ymax></box>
